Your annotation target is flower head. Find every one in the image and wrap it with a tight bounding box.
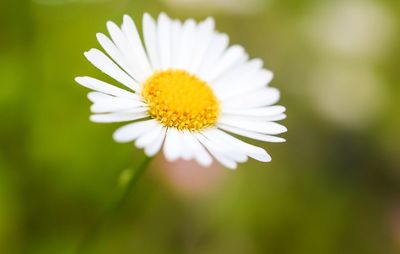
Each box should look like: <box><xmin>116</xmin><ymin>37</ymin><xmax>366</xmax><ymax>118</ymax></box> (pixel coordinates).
<box><xmin>76</xmin><ymin>13</ymin><xmax>287</xmax><ymax>169</ymax></box>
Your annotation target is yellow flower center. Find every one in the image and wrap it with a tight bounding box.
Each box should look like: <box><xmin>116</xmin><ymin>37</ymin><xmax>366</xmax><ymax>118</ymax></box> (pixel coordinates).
<box><xmin>142</xmin><ymin>69</ymin><xmax>220</xmax><ymax>131</ymax></box>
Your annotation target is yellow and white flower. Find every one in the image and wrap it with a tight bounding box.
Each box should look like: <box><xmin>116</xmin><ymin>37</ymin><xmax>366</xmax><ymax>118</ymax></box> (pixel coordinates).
<box><xmin>76</xmin><ymin>13</ymin><xmax>287</xmax><ymax>169</ymax></box>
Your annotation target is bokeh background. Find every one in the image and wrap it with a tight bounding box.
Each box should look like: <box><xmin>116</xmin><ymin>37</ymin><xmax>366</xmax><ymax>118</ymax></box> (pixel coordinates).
<box><xmin>1</xmin><ymin>0</ymin><xmax>400</xmax><ymax>253</ymax></box>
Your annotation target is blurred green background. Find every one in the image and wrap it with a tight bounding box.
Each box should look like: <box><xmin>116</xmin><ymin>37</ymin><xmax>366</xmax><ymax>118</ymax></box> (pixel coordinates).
<box><xmin>1</xmin><ymin>0</ymin><xmax>400</xmax><ymax>253</ymax></box>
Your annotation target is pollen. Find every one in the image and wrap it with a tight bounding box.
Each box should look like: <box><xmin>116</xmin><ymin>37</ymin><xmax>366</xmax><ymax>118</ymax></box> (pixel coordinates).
<box><xmin>142</xmin><ymin>69</ymin><xmax>220</xmax><ymax>131</ymax></box>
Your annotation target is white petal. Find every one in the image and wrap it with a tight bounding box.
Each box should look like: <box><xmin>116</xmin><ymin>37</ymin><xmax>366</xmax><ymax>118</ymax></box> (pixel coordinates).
<box><xmin>135</xmin><ymin>124</ymin><xmax>163</xmax><ymax>148</ymax></box>
<box><xmin>218</xmin><ymin>114</ymin><xmax>286</xmax><ymax>123</ymax></box>
<box><xmin>86</xmin><ymin>91</ymin><xmax>142</xmax><ymax>104</ymax></box>
<box><xmin>202</xmin><ymin>45</ymin><xmax>248</xmax><ymax>82</ymax></box>
<box><xmin>157</xmin><ymin>13</ymin><xmax>172</xmax><ymax>69</ymax></box>
<box><xmin>205</xmin><ymin>129</ymin><xmax>271</xmax><ymax>162</ymax></box>
<box><xmin>106</xmin><ymin>21</ymin><xmax>149</xmax><ymax>83</ymax></box>
<box><xmin>211</xmin><ymin>58</ymin><xmax>264</xmax><ymax>89</ymax></box>
<box><xmin>144</xmin><ymin>127</ymin><xmax>167</xmax><ymax>157</ymax></box>
<box><xmin>75</xmin><ymin>76</ymin><xmax>136</xmax><ymax>99</ymax></box>
<box><xmin>197</xmin><ymin>33</ymin><xmax>229</xmax><ymax>79</ymax></box>
<box><xmin>202</xmin><ymin>130</ymin><xmax>247</xmax><ymax>163</ymax></box>
<box><xmin>186</xmin><ymin>17</ymin><xmax>215</xmax><ymax>73</ymax></box>
<box><xmin>213</xmin><ymin>69</ymin><xmax>274</xmax><ymax>99</ymax></box>
<box><xmin>91</xmin><ymin>100</ymin><xmax>145</xmax><ymax>113</ymax></box>
<box><xmin>218</xmin><ymin>124</ymin><xmax>286</xmax><ymax>143</ymax></box>
<box><xmin>122</xmin><ymin>15</ymin><xmax>152</xmax><ymax>74</ymax></box>
<box><xmin>180</xmin><ymin>130</ymin><xmax>195</xmax><ymax>160</ymax></box>
<box><xmin>218</xmin><ymin>116</ymin><xmax>287</xmax><ymax>135</ymax></box>
<box><xmin>113</xmin><ymin>119</ymin><xmax>157</xmax><ymax>143</ymax></box>
<box><xmin>222</xmin><ymin>106</ymin><xmax>286</xmax><ymax>117</ymax></box>
<box><xmin>84</xmin><ymin>49</ymin><xmax>140</xmax><ymax>91</ymax></box>
<box><xmin>90</xmin><ymin>112</ymin><xmax>148</xmax><ymax>123</ymax></box>
<box><xmin>195</xmin><ymin>134</ymin><xmax>237</xmax><ymax>169</ymax></box>
<box><xmin>87</xmin><ymin>91</ymin><xmax>113</xmax><ymax>103</ymax></box>
<box><xmin>91</xmin><ymin>103</ymin><xmax>147</xmax><ymax>114</ymax></box>
<box><xmin>221</xmin><ymin>87</ymin><xmax>280</xmax><ymax>110</ymax></box>
<box><xmin>187</xmin><ymin>133</ymin><xmax>213</xmax><ymax>167</ymax></box>
<box><xmin>96</xmin><ymin>33</ymin><xmax>132</xmax><ymax>77</ymax></box>
<box><xmin>163</xmin><ymin>128</ymin><xmax>183</xmax><ymax>161</ymax></box>
<box><xmin>170</xmin><ymin>20</ymin><xmax>182</xmax><ymax>68</ymax></box>
<box><xmin>244</xmin><ymin>113</ymin><xmax>286</xmax><ymax>122</ymax></box>
<box><xmin>175</xmin><ymin>18</ymin><xmax>197</xmax><ymax>70</ymax></box>
<box><xmin>143</xmin><ymin>13</ymin><xmax>160</xmax><ymax>70</ymax></box>
<box><xmin>263</xmin><ymin>114</ymin><xmax>286</xmax><ymax>121</ymax></box>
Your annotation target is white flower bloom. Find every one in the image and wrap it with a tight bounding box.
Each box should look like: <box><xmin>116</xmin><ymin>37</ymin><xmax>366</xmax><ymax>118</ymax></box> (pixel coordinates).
<box><xmin>76</xmin><ymin>13</ymin><xmax>287</xmax><ymax>169</ymax></box>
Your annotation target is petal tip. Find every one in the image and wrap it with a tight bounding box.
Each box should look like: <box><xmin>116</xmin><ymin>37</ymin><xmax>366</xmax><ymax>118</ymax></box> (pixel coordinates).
<box><xmin>143</xmin><ymin>12</ymin><xmax>152</xmax><ymax>21</ymax></box>
<box><xmin>96</xmin><ymin>32</ymin><xmax>105</xmax><ymax>40</ymax></box>
<box><xmin>84</xmin><ymin>48</ymin><xmax>96</xmax><ymax>56</ymax></box>
<box><xmin>74</xmin><ymin>76</ymin><xmax>83</xmax><ymax>83</ymax></box>
<box><xmin>112</xmin><ymin>131</ymin><xmax>127</xmax><ymax>143</ymax></box>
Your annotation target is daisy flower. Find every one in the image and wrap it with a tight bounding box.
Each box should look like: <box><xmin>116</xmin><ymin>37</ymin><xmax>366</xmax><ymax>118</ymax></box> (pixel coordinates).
<box><xmin>75</xmin><ymin>13</ymin><xmax>287</xmax><ymax>169</ymax></box>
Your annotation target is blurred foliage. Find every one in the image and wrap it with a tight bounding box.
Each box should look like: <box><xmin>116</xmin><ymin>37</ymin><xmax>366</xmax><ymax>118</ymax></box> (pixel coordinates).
<box><xmin>1</xmin><ymin>0</ymin><xmax>400</xmax><ymax>253</ymax></box>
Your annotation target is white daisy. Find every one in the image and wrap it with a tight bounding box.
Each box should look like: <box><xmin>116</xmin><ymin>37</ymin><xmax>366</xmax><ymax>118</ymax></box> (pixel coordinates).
<box><xmin>75</xmin><ymin>13</ymin><xmax>287</xmax><ymax>169</ymax></box>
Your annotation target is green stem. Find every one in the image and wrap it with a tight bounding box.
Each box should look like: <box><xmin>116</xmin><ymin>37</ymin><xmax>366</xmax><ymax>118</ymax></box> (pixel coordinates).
<box><xmin>77</xmin><ymin>156</ymin><xmax>152</xmax><ymax>253</ymax></box>
<box><xmin>111</xmin><ymin>156</ymin><xmax>152</xmax><ymax>213</ymax></box>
